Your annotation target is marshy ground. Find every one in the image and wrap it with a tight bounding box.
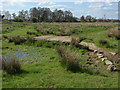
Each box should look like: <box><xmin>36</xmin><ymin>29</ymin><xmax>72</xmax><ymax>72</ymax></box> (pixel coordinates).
<box><xmin>1</xmin><ymin>20</ymin><xmax>119</xmax><ymax>88</ymax></box>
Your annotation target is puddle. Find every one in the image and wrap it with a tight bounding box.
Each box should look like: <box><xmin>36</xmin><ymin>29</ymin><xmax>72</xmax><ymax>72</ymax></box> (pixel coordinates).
<box><xmin>3</xmin><ymin>51</ymin><xmax>41</xmax><ymax>61</ymax></box>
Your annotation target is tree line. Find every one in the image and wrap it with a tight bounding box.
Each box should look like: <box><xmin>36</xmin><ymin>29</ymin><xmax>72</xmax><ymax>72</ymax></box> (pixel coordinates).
<box><xmin>1</xmin><ymin>7</ymin><xmax>119</xmax><ymax>23</ymax></box>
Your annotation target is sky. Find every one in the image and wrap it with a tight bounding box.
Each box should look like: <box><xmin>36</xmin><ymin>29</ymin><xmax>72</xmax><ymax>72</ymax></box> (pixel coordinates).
<box><xmin>0</xmin><ymin>0</ymin><xmax>119</xmax><ymax>19</ymax></box>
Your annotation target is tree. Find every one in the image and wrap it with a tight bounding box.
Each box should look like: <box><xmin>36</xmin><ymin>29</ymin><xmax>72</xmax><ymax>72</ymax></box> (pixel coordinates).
<box><xmin>4</xmin><ymin>11</ymin><xmax>11</xmax><ymax>20</ymax></box>
<box><xmin>80</xmin><ymin>16</ymin><xmax>85</xmax><ymax>22</ymax></box>
<box><xmin>86</xmin><ymin>15</ymin><xmax>92</xmax><ymax>22</ymax></box>
<box><xmin>64</xmin><ymin>10</ymin><xmax>73</xmax><ymax>22</ymax></box>
<box><xmin>91</xmin><ymin>17</ymin><xmax>97</xmax><ymax>22</ymax></box>
<box><xmin>32</xmin><ymin>17</ymin><xmax>37</xmax><ymax>23</ymax></box>
<box><xmin>12</xmin><ymin>13</ymin><xmax>16</xmax><ymax>19</ymax></box>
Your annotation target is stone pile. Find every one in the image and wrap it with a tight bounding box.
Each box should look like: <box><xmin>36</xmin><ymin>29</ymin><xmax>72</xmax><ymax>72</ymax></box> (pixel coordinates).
<box><xmin>94</xmin><ymin>50</ymin><xmax>117</xmax><ymax>71</ymax></box>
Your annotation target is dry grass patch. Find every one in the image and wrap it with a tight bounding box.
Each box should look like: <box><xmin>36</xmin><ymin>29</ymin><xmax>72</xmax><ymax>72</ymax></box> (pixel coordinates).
<box><xmin>2</xmin><ymin>54</ymin><xmax>22</xmax><ymax>74</ymax></box>
<box><xmin>106</xmin><ymin>27</ymin><xmax>120</xmax><ymax>40</ymax></box>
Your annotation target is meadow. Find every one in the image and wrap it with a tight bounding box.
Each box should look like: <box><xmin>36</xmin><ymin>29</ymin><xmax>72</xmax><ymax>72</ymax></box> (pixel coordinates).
<box><xmin>1</xmin><ymin>20</ymin><xmax>119</xmax><ymax>88</ymax></box>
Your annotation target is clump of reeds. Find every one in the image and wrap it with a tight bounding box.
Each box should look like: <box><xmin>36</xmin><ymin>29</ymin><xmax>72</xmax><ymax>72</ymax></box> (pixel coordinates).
<box><xmin>2</xmin><ymin>54</ymin><xmax>22</xmax><ymax>74</ymax></box>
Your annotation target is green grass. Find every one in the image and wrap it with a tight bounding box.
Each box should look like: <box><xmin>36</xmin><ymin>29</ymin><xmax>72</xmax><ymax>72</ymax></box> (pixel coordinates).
<box><xmin>0</xmin><ymin>70</ymin><xmax>2</xmax><ymax>89</ymax></box>
<box><xmin>2</xmin><ymin>21</ymin><xmax>119</xmax><ymax>88</ymax></box>
<box><xmin>2</xmin><ymin>41</ymin><xmax>118</xmax><ymax>88</ymax></box>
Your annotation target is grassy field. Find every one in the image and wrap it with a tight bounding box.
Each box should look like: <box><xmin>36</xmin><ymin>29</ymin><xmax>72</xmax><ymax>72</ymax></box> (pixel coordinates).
<box><xmin>2</xmin><ymin>20</ymin><xmax>119</xmax><ymax>88</ymax></box>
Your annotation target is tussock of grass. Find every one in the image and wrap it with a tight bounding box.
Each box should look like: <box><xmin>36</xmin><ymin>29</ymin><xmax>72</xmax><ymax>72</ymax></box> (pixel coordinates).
<box><xmin>57</xmin><ymin>46</ymin><xmax>108</xmax><ymax>76</ymax></box>
<box><xmin>106</xmin><ymin>27</ymin><xmax>120</xmax><ymax>40</ymax></box>
<box><xmin>99</xmin><ymin>39</ymin><xmax>109</xmax><ymax>46</ymax></box>
<box><xmin>8</xmin><ymin>35</ymin><xmax>26</xmax><ymax>45</ymax></box>
<box><xmin>57</xmin><ymin>46</ymin><xmax>80</xmax><ymax>72</ymax></box>
<box><xmin>2</xmin><ymin>54</ymin><xmax>22</xmax><ymax>74</ymax></box>
<box><xmin>71</xmin><ymin>36</ymin><xmax>83</xmax><ymax>47</ymax></box>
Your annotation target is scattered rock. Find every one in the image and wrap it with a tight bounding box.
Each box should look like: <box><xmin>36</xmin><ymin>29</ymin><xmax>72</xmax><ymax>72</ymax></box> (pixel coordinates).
<box><xmin>109</xmin><ymin>52</ymin><xmax>116</xmax><ymax>56</ymax></box>
<box><xmin>97</xmin><ymin>54</ymin><xmax>104</xmax><ymax>58</ymax></box>
<box><xmin>107</xmin><ymin>65</ymin><xmax>117</xmax><ymax>71</ymax></box>
<box><xmin>101</xmin><ymin>57</ymin><xmax>107</xmax><ymax>61</ymax></box>
<box><xmin>101</xmin><ymin>58</ymin><xmax>105</xmax><ymax>61</ymax></box>
<box><xmin>105</xmin><ymin>60</ymin><xmax>113</xmax><ymax>65</ymax></box>
<box><xmin>98</xmin><ymin>55</ymin><xmax>104</xmax><ymax>58</ymax></box>
<box><xmin>94</xmin><ymin>50</ymin><xmax>98</xmax><ymax>53</ymax></box>
<box><xmin>99</xmin><ymin>51</ymin><xmax>104</xmax><ymax>54</ymax></box>
<box><xmin>97</xmin><ymin>53</ymin><xmax>102</xmax><ymax>56</ymax></box>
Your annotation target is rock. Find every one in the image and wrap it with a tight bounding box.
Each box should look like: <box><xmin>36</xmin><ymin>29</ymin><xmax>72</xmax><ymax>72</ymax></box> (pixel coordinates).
<box><xmin>97</xmin><ymin>54</ymin><xmax>104</xmax><ymax>58</ymax></box>
<box><xmin>105</xmin><ymin>60</ymin><xmax>113</xmax><ymax>65</ymax></box>
<box><xmin>107</xmin><ymin>65</ymin><xmax>117</xmax><ymax>71</ymax></box>
<box><xmin>109</xmin><ymin>52</ymin><xmax>116</xmax><ymax>56</ymax></box>
<box><xmin>98</xmin><ymin>55</ymin><xmax>104</xmax><ymax>58</ymax></box>
<box><xmin>99</xmin><ymin>51</ymin><xmax>104</xmax><ymax>54</ymax></box>
<box><xmin>97</xmin><ymin>53</ymin><xmax>102</xmax><ymax>56</ymax></box>
<box><xmin>101</xmin><ymin>58</ymin><xmax>105</xmax><ymax>61</ymax></box>
<box><xmin>94</xmin><ymin>50</ymin><xmax>98</xmax><ymax>53</ymax></box>
<box><xmin>101</xmin><ymin>57</ymin><xmax>107</xmax><ymax>61</ymax></box>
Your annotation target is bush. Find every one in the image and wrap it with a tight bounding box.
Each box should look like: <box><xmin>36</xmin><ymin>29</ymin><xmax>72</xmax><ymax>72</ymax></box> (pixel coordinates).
<box><xmin>99</xmin><ymin>39</ymin><xmax>109</xmax><ymax>46</ymax></box>
<box><xmin>32</xmin><ymin>17</ymin><xmax>38</xmax><ymax>23</ymax></box>
<box><xmin>57</xmin><ymin>46</ymin><xmax>107</xmax><ymax>75</ymax></box>
<box><xmin>57</xmin><ymin>46</ymin><xmax>80</xmax><ymax>72</ymax></box>
<box><xmin>27</xmin><ymin>31</ymin><xmax>38</xmax><ymax>36</ymax></box>
<box><xmin>106</xmin><ymin>27</ymin><xmax>120</xmax><ymax>40</ymax></box>
<box><xmin>8</xmin><ymin>36</ymin><xmax>26</xmax><ymax>45</ymax></box>
<box><xmin>71</xmin><ymin>36</ymin><xmax>83</xmax><ymax>47</ymax></box>
<box><xmin>3</xmin><ymin>35</ymin><xmax>8</xmax><ymax>39</ymax></box>
<box><xmin>2</xmin><ymin>54</ymin><xmax>22</xmax><ymax>74</ymax></box>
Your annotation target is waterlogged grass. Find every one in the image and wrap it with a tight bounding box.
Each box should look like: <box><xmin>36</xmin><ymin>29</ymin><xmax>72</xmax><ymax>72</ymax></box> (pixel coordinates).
<box><xmin>0</xmin><ymin>70</ymin><xmax>2</xmax><ymax>89</ymax></box>
<box><xmin>3</xmin><ymin>25</ymin><xmax>37</xmax><ymax>37</ymax></box>
<box><xmin>2</xmin><ymin>22</ymin><xmax>119</xmax><ymax>88</ymax></box>
<box><xmin>2</xmin><ymin>41</ymin><xmax>118</xmax><ymax>88</ymax></box>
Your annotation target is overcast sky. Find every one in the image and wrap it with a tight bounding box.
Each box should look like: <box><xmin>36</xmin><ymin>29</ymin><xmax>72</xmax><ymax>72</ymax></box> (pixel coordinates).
<box><xmin>0</xmin><ymin>0</ymin><xmax>119</xmax><ymax>19</ymax></box>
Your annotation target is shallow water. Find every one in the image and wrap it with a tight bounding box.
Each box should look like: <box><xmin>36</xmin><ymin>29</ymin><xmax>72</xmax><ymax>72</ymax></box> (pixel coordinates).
<box><xmin>3</xmin><ymin>51</ymin><xmax>41</xmax><ymax>61</ymax></box>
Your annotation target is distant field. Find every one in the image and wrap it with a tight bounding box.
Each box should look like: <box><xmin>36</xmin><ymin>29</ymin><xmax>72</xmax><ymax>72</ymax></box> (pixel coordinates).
<box><xmin>2</xmin><ymin>21</ymin><xmax>119</xmax><ymax>88</ymax></box>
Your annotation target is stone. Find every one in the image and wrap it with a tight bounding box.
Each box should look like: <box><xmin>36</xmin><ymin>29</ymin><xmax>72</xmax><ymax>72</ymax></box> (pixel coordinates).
<box><xmin>98</xmin><ymin>55</ymin><xmax>104</xmax><ymax>58</ymax></box>
<box><xmin>107</xmin><ymin>65</ymin><xmax>117</xmax><ymax>71</ymax></box>
<box><xmin>101</xmin><ymin>58</ymin><xmax>105</xmax><ymax>61</ymax></box>
<box><xmin>97</xmin><ymin>53</ymin><xmax>102</xmax><ymax>56</ymax></box>
<box><xmin>99</xmin><ymin>51</ymin><xmax>104</xmax><ymax>54</ymax></box>
<box><xmin>94</xmin><ymin>50</ymin><xmax>98</xmax><ymax>53</ymax></box>
<box><xmin>109</xmin><ymin>52</ymin><xmax>116</xmax><ymax>56</ymax></box>
<box><xmin>105</xmin><ymin>60</ymin><xmax>113</xmax><ymax>65</ymax></box>
<box><xmin>97</xmin><ymin>54</ymin><xmax>104</xmax><ymax>58</ymax></box>
<box><xmin>101</xmin><ymin>57</ymin><xmax>107</xmax><ymax>61</ymax></box>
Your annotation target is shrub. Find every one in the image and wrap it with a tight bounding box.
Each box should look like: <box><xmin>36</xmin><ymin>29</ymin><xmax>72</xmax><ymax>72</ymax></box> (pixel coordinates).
<box><xmin>106</xmin><ymin>27</ymin><xmax>120</xmax><ymax>40</ymax></box>
<box><xmin>3</xmin><ymin>35</ymin><xmax>8</xmax><ymax>39</ymax></box>
<box><xmin>99</xmin><ymin>39</ymin><xmax>109</xmax><ymax>46</ymax></box>
<box><xmin>71</xmin><ymin>36</ymin><xmax>83</xmax><ymax>47</ymax></box>
<box><xmin>27</xmin><ymin>31</ymin><xmax>38</xmax><ymax>36</ymax></box>
<box><xmin>2</xmin><ymin>54</ymin><xmax>22</xmax><ymax>74</ymax></box>
<box><xmin>26</xmin><ymin>36</ymin><xmax>37</xmax><ymax>45</ymax></box>
<box><xmin>57</xmin><ymin>46</ymin><xmax>106</xmax><ymax>75</ymax></box>
<box><xmin>8</xmin><ymin>36</ymin><xmax>26</xmax><ymax>45</ymax></box>
<box><xmin>32</xmin><ymin>17</ymin><xmax>37</xmax><ymax>23</ymax></box>
<box><xmin>57</xmin><ymin>46</ymin><xmax>80</xmax><ymax>72</ymax></box>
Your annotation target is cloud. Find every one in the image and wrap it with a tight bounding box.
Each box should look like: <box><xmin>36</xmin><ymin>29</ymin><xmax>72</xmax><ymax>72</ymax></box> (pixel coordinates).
<box><xmin>38</xmin><ymin>1</ymin><xmax>56</xmax><ymax>5</ymax></box>
<box><xmin>74</xmin><ymin>0</ymin><xmax>83</xmax><ymax>4</ymax></box>
<box><xmin>47</xmin><ymin>5</ymin><xmax>72</xmax><ymax>10</ymax></box>
<box><xmin>88</xmin><ymin>3</ymin><xmax>104</xmax><ymax>8</ymax></box>
<box><xmin>1</xmin><ymin>0</ymin><xmax>25</xmax><ymax>7</ymax></box>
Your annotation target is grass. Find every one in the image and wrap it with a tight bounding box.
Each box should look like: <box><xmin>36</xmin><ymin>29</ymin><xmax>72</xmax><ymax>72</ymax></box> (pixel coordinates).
<box><xmin>57</xmin><ymin>46</ymin><xmax>80</xmax><ymax>72</ymax></box>
<box><xmin>2</xmin><ymin>42</ymin><xmax>118</xmax><ymax>88</ymax></box>
<box><xmin>106</xmin><ymin>27</ymin><xmax>120</xmax><ymax>40</ymax></box>
<box><xmin>2</xmin><ymin>54</ymin><xmax>22</xmax><ymax>74</ymax></box>
<box><xmin>2</xmin><ymin>21</ymin><xmax>119</xmax><ymax>88</ymax></box>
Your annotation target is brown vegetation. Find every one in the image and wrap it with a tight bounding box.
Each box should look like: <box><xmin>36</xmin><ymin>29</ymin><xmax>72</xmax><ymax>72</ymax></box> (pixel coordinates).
<box><xmin>2</xmin><ymin>54</ymin><xmax>22</xmax><ymax>74</ymax></box>
<box><xmin>106</xmin><ymin>27</ymin><xmax>120</xmax><ymax>40</ymax></box>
